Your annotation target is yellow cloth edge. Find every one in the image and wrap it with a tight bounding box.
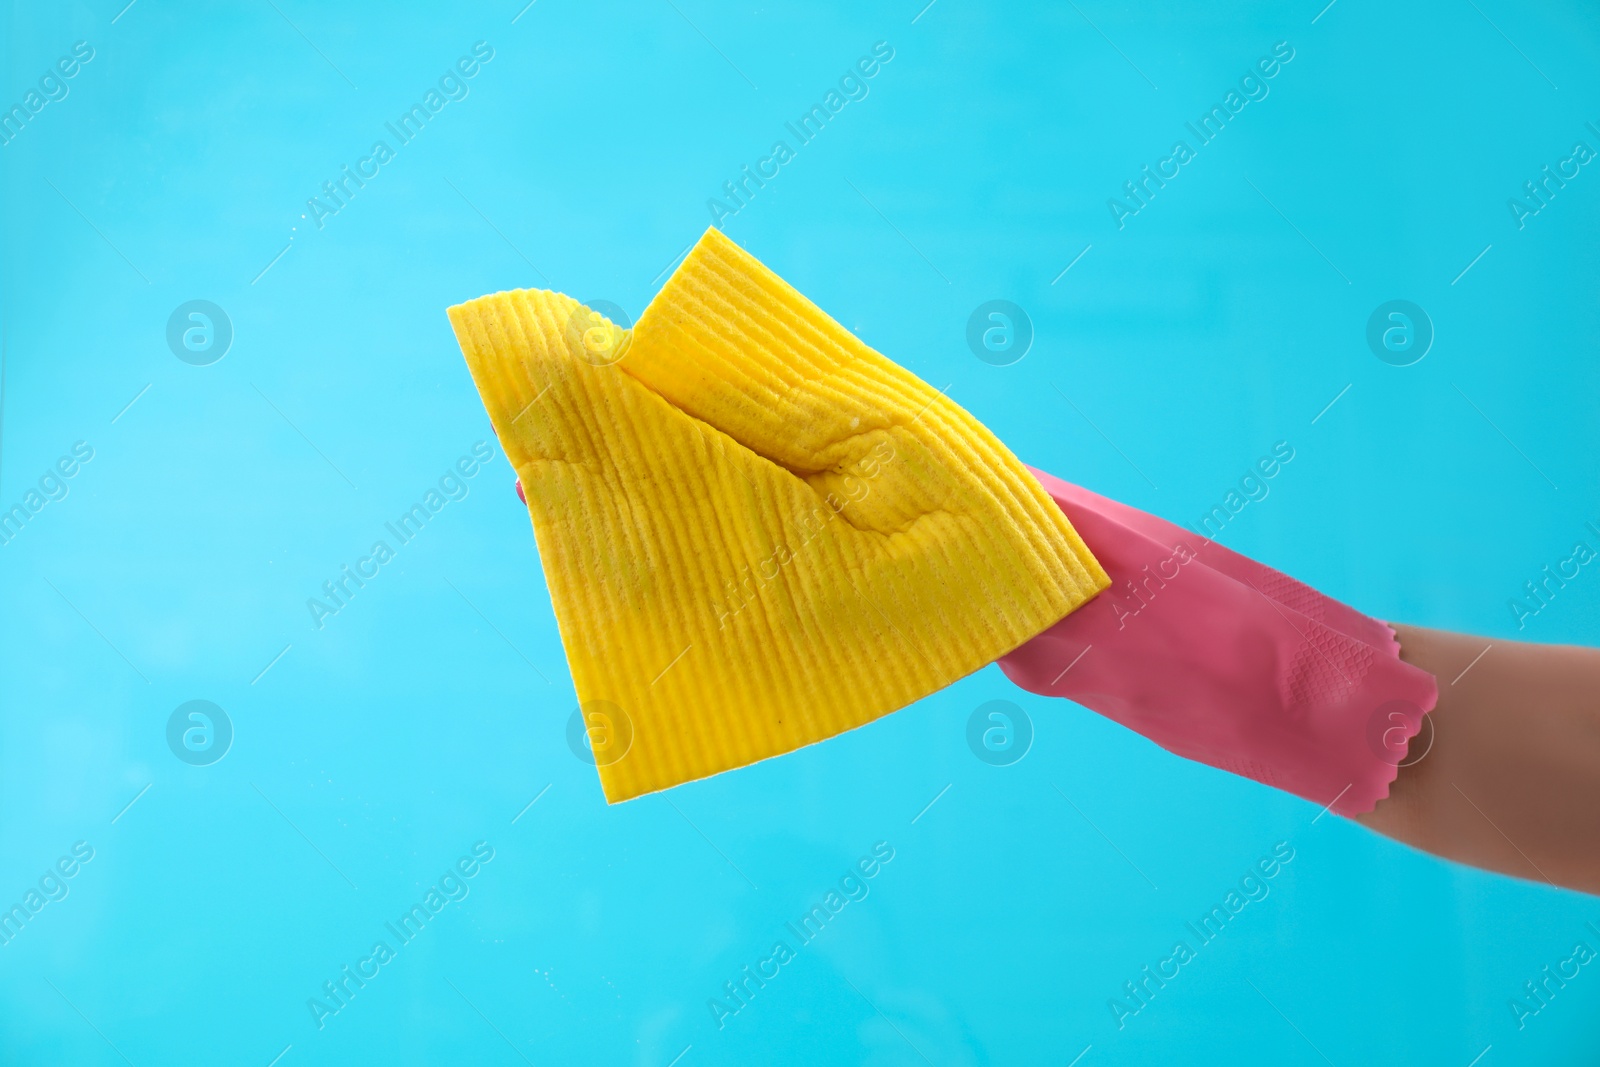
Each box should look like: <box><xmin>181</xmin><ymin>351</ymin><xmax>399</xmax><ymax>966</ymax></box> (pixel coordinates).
<box><xmin>446</xmin><ymin>232</ymin><xmax>1111</xmax><ymax>803</ymax></box>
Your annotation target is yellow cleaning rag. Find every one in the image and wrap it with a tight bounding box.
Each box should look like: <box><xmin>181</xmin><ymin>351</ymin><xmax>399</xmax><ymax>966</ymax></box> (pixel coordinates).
<box><xmin>448</xmin><ymin>227</ymin><xmax>1108</xmax><ymax>802</ymax></box>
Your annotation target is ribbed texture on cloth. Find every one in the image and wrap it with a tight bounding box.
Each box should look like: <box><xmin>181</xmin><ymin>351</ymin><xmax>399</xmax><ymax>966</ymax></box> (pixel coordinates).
<box><xmin>448</xmin><ymin>227</ymin><xmax>1109</xmax><ymax>802</ymax></box>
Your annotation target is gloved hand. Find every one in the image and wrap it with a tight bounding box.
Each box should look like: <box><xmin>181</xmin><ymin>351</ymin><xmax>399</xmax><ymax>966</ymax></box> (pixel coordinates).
<box><xmin>998</xmin><ymin>468</ymin><xmax>1438</xmax><ymax>817</ymax></box>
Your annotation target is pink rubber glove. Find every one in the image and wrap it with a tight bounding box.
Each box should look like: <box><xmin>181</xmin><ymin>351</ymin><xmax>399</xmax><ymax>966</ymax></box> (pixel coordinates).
<box><xmin>998</xmin><ymin>468</ymin><xmax>1438</xmax><ymax>817</ymax></box>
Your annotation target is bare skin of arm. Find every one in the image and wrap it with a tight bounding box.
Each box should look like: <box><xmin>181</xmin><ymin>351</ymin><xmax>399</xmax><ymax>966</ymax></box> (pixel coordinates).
<box><xmin>1356</xmin><ymin>625</ymin><xmax>1600</xmax><ymax>896</ymax></box>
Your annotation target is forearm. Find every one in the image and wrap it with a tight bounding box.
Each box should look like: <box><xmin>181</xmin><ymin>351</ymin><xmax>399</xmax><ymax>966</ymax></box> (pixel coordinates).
<box><xmin>1358</xmin><ymin>625</ymin><xmax>1600</xmax><ymax>895</ymax></box>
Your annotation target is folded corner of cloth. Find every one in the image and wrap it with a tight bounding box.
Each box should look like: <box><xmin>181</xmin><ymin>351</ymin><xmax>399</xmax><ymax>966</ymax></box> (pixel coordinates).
<box><xmin>998</xmin><ymin>466</ymin><xmax>1440</xmax><ymax>818</ymax></box>
<box><xmin>448</xmin><ymin>227</ymin><xmax>1110</xmax><ymax>802</ymax></box>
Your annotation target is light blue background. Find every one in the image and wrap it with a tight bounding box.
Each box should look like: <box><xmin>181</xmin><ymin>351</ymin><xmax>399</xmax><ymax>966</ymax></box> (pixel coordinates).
<box><xmin>3</xmin><ymin>0</ymin><xmax>1599</xmax><ymax>1063</ymax></box>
